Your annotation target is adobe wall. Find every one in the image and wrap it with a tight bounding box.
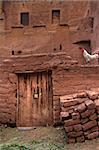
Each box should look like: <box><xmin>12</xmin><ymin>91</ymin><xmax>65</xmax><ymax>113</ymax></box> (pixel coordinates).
<box><xmin>92</xmin><ymin>1</ymin><xmax>99</xmax><ymax>51</ymax></box>
<box><xmin>3</xmin><ymin>1</ymin><xmax>89</xmax><ymax>29</ymax></box>
<box><xmin>53</xmin><ymin>66</ymin><xmax>99</xmax><ymax>96</ymax></box>
<box><xmin>0</xmin><ymin>0</ymin><xmax>93</xmax><ymax>65</ymax></box>
<box><xmin>0</xmin><ymin>69</ymin><xmax>17</xmax><ymax>126</ymax></box>
<box><xmin>0</xmin><ymin>1</ymin><xmax>99</xmax><ymax>126</ymax></box>
<box><xmin>53</xmin><ymin>66</ymin><xmax>99</xmax><ymax>124</ymax></box>
<box><xmin>1</xmin><ymin>54</ymin><xmax>99</xmax><ymax>126</ymax></box>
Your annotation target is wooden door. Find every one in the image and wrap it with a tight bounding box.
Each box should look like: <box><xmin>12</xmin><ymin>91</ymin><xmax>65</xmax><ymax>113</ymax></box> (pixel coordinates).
<box><xmin>17</xmin><ymin>71</ymin><xmax>53</xmax><ymax>127</ymax></box>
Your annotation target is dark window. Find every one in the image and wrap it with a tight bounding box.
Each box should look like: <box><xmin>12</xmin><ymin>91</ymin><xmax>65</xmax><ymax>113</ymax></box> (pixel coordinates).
<box><xmin>60</xmin><ymin>44</ymin><xmax>62</xmax><ymax>50</ymax></box>
<box><xmin>52</xmin><ymin>10</ymin><xmax>60</xmax><ymax>24</ymax></box>
<box><xmin>12</xmin><ymin>50</ymin><xmax>14</xmax><ymax>55</ymax></box>
<box><xmin>20</xmin><ymin>12</ymin><xmax>29</xmax><ymax>26</ymax></box>
<box><xmin>17</xmin><ymin>50</ymin><xmax>22</xmax><ymax>54</ymax></box>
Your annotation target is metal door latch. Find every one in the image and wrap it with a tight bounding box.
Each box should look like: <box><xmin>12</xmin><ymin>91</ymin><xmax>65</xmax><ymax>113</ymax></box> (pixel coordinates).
<box><xmin>33</xmin><ymin>93</ymin><xmax>39</xmax><ymax>99</ymax></box>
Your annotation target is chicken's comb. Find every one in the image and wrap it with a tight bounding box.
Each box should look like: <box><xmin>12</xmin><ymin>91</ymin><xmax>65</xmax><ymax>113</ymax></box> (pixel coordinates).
<box><xmin>79</xmin><ymin>47</ymin><xmax>84</xmax><ymax>52</ymax></box>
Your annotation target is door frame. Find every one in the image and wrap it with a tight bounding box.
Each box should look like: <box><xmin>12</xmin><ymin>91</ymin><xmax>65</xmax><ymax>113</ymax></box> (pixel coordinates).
<box><xmin>16</xmin><ymin>70</ymin><xmax>53</xmax><ymax>128</ymax></box>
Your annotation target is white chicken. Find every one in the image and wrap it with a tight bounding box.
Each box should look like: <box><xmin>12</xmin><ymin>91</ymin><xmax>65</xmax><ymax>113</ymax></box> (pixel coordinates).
<box><xmin>79</xmin><ymin>47</ymin><xmax>99</xmax><ymax>63</ymax></box>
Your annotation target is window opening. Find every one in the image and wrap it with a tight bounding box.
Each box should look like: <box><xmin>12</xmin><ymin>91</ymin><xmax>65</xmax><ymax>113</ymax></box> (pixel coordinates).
<box><xmin>12</xmin><ymin>50</ymin><xmax>14</xmax><ymax>55</ymax></box>
<box><xmin>20</xmin><ymin>12</ymin><xmax>29</xmax><ymax>26</ymax></box>
<box><xmin>52</xmin><ymin>10</ymin><xmax>60</xmax><ymax>24</ymax></box>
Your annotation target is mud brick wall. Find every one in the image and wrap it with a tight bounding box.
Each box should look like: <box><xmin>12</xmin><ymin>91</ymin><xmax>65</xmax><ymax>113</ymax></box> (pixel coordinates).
<box><xmin>0</xmin><ymin>0</ymin><xmax>92</xmax><ymax>66</ymax></box>
<box><xmin>0</xmin><ymin>70</ymin><xmax>17</xmax><ymax>125</ymax></box>
<box><xmin>3</xmin><ymin>1</ymin><xmax>88</xmax><ymax>29</ymax></box>
<box><xmin>52</xmin><ymin>66</ymin><xmax>99</xmax><ymax>124</ymax></box>
<box><xmin>53</xmin><ymin>66</ymin><xmax>99</xmax><ymax>96</ymax></box>
<box><xmin>92</xmin><ymin>1</ymin><xmax>99</xmax><ymax>50</ymax></box>
<box><xmin>60</xmin><ymin>89</ymin><xmax>99</xmax><ymax>143</ymax></box>
<box><xmin>1</xmin><ymin>54</ymin><xmax>99</xmax><ymax>126</ymax></box>
<box><xmin>53</xmin><ymin>96</ymin><xmax>61</xmax><ymax>125</ymax></box>
<box><xmin>0</xmin><ymin>1</ymin><xmax>99</xmax><ymax>126</ymax></box>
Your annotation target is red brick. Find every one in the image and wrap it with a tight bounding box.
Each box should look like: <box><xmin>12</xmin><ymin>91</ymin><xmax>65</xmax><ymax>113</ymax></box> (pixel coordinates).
<box><xmin>94</xmin><ymin>99</ymin><xmax>99</xmax><ymax>107</ymax></box>
<box><xmin>75</xmin><ymin>103</ymin><xmax>86</xmax><ymax>113</ymax></box>
<box><xmin>67</xmin><ymin>131</ymin><xmax>83</xmax><ymax>138</ymax></box>
<box><xmin>86</xmin><ymin>91</ymin><xmax>98</xmax><ymax>100</ymax></box>
<box><xmin>64</xmin><ymin>126</ymin><xmax>73</xmax><ymax>133</ymax></box>
<box><xmin>89</xmin><ymin>113</ymin><xmax>97</xmax><ymax>121</ymax></box>
<box><xmin>76</xmin><ymin>92</ymin><xmax>87</xmax><ymax>98</ymax></box>
<box><xmin>84</xmin><ymin>126</ymin><xmax>99</xmax><ymax>136</ymax></box>
<box><xmin>60</xmin><ymin>111</ymin><xmax>69</xmax><ymax>118</ymax></box>
<box><xmin>81</xmin><ymin>109</ymin><xmax>95</xmax><ymax>119</ymax></box>
<box><xmin>61</xmin><ymin>106</ymin><xmax>73</xmax><ymax>113</ymax></box>
<box><xmin>72</xmin><ymin>93</ymin><xmax>78</xmax><ymax>99</ymax></box>
<box><xmin>97</xmin><ymin>109</ymin><xmax>99</xmax><ymax>114</ymax></box>
<box><xmin>82</xmin><ymin>120</ymin><xmax>97</xmax><ymax>131</ymax></box>
<box><xmin>76</xmin><ymin>136</ymin><xmax>85</xmax><ymax>142</ymax></box>
<box><xmin>90</xmin><ymin>125</ymin><xmax>98</xmax><ymax>133</ymax></box>
<box><xmin>90</xmin><ymin>124</ymin><xmax>98</xmax><ymax>133</ymax></box>
<box><xmin>87</xmin><ymin>131</ymin><xmax>99</xmax><ymax>140</ymax></box>
<box><xmin>67</xmin><ymin>138</ymin><xmax>76</xmax><ymax>144</ymax></box>
<box><xmin>60</xmin><ymin>95</ymin><xmax>73</xmax><ymax>102</ymax></box>
<box><xmin>64</xmin><ymin>119</ymin><xmax>80</xmax><ymax>127</ymax></box>
<box><xmin>68</xmin><ymin>109</ymin><xmax>74</xmax><ymax>114</ymax></box>
<box><xmin>62</xmin><ymin>104</ymin><xmax>79</xmax><ymax>112</ymax></box>
<box><xmin>76</xmin><ymin>98</ymin><xmax>86</xmax><ymax>104</ymax></box>
<box><xmin>72</xmin><ymin>112</ymin><xmax>80</xmax><ymax>120</ymax></box>
<box><xmin>73</xmin><ymin>124</ymin><xmax>82</xmax><ymax>132</ymax></box>
<box><xmin>94</xmin><ymin>99</ymin><xmax>99</xmax><ymax>114</ymax></box>
<box><xmin>73</xmin><ymin>93</ymin><xmax>86</xmax><ymax>99</ymax></box>
<box><xmin>60</xmin><ymin>112</ymin><xmax>70</xmax><ymax>121</ymax></box>
<box><xmin>81</xmin><ymin>118</ymin><xmax>89</xmax><ymax>124</ymax></box>
<box><xmin>85</xmin><ymin>100</ymin><xmax>96</xmax><ymax>110</ymax></box>
<box><xmin>61</xmin><ymin>99</ymin><xmax>78</xmax><ymax>107</ymax></box>
<box><xmin>84</xmin><ymin>132</ymin><xmax>89</xmax><ymax>136</ymax></box>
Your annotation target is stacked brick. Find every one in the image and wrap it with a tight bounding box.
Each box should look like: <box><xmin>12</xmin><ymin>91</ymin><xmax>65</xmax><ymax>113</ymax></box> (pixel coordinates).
<box><xmin>60</xmin><ymin>90</ymin><xmax>99</xmax><ymax>143</ymax></box>
<box><xmin>94</xmin><ymin>99</ymin><xmax>99</xmax><ymax>128</ymax></box>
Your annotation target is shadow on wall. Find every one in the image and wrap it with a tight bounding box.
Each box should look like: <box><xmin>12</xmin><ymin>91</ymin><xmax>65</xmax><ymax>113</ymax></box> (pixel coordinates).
<box><xmin>73</xmin><ymin>40</ymin><xmax>91</xmax><ymax>54</ymax></box>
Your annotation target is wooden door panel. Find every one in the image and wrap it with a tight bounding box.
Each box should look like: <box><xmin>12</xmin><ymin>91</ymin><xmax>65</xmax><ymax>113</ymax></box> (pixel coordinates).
<box><xmin>48</xmin><ymin>71</ymin><xmax>53</xmax><ymax>124</ymax></box>
<box><xmin>42</xmin><ymin>73</ymin><xmax>47</xmax><ymax>114</ymax></box>
<box><xmin>17</xmin><ymin>74</ymin><xmax>28</xmax><ymax>127</ymax></box>
<box><xmin>31</xmin><ymin>74</ymin><xmax>39</xmax><ymax>125</ymax></box>
<box><xmin>17</xmin><ymin>71</ymin><xmax>53</xmax><ymax>127</ymax></box>
<box><xmin>17</xmin><ymin>75</ymin><xmax>25</xmax><ymax>127</ymax></box>
<box><xmin>26</xmin><ymin>74</ymin><xmax>32</xmax><ymax>127</ymax></box>
<box><xmin>41</xmin><ymin>72</ymin><xmax>48</xmax><ymax>124</ymax></box>
<box><xmin>17</xmin><ymin>74</ymin><xmax>33</xmax><ymax>127</ymax></box>
<box><xmin>38</xmin><ymin>73</ymin><xmax>42</xmax><ymax>120</ymax></box>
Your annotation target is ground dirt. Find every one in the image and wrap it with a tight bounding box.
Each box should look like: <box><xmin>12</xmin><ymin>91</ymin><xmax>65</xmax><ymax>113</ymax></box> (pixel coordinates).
<box><xmin>0</xmin><ymin>126</ymin><xmax>99</xmax><ymax>150</ymax></box>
